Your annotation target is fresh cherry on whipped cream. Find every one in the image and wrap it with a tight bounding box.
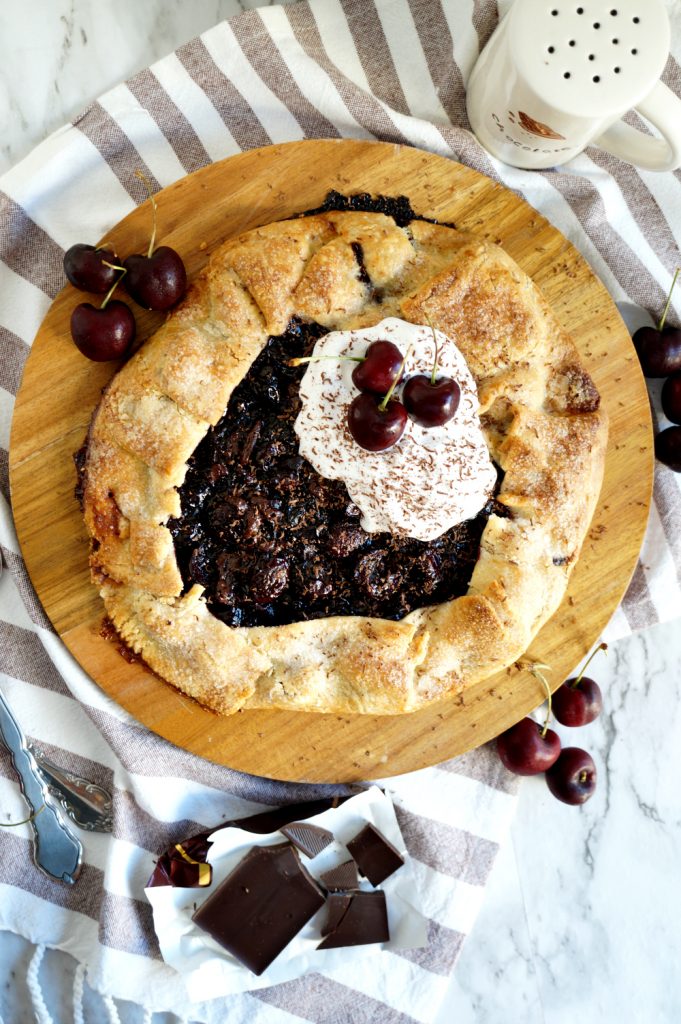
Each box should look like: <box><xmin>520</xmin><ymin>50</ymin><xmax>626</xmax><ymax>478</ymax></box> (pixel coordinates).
<box><xmin>348</xmin><ymin>344</ymin><xmax>411</xmax><ymax>451</ymax></box>
<box><xmin>347</xmin><ymin>392</ymin><xmax>408</xmax><ymax>451</ymax></box>
<box><xmin>351</xmin><ymin>340</ymin><xmax>404</xmax><ymax>394</ymax></box>
<box><xmin>403</xmin><ymin>324</ymin><xmax>461</xmax><ymax>427</ymax></box>
<box><xmin>403</xmin><ymin>375</ymin><xmax>461</xmax><ymax>427</ymax></box>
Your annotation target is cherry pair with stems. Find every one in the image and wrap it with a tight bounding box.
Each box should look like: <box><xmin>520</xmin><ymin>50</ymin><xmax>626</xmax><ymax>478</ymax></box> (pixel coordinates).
<box><xmin>64</xmin><ymin>172</ymin><xmax>187</xmax><ymax>361</ymax></box>
<box><xmin>497</xmin><ymin>644</ymin><xmax>606</xmax><ymax>805</ymax></box>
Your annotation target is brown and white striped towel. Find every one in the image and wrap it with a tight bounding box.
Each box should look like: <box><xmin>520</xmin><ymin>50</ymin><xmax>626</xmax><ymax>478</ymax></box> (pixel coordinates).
<box><xmin>0</xmin><ymin>0</ymin><xmax>679</xmax><ymax>1020</ymax></box>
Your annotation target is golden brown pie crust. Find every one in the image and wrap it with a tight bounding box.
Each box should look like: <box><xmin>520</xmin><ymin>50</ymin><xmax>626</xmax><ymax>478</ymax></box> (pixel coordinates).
<box><xmin>81</xmin><ymin>210</ymin><xmax>608</xmax><ymax>715</ymax></box>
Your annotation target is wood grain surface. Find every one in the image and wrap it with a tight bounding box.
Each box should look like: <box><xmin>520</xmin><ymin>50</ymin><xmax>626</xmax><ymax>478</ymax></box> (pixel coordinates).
<box><xmin>9</xmin><ymin>140</ymin><xmax>653</xmax><ymax>782</ymax></box>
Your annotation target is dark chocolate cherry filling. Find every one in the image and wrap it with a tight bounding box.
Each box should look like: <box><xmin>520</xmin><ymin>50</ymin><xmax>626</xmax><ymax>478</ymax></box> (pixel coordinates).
<box><xmin>168</xmin><ymin>319</ymin><xmax>504</xmax><ymax>628</ymax></box>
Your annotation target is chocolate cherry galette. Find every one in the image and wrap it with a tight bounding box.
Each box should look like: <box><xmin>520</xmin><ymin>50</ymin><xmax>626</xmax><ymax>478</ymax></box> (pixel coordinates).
<box><xmin>78</xmin><ymin>199</ymin><xmax>608</xmax><ymax>715</ymax></box>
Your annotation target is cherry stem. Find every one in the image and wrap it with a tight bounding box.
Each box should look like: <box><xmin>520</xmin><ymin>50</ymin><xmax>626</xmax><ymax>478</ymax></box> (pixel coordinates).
<box><xmin>424</xmin><ymin>314</ymin><xmax>440</xmax><ymax>386</ymax></box>
<box><xmin>657</xmin><ymin>267</ymin><xmax>680</xmax><ymax>331</ymax></box>
<box><xmin>572</xmin><ymin>641</ymin><xmax>608</xmax><ymax>688</ymax></box>
<box><xmin>0</xmin><ymin>804</ymin><xmax>45</xmax><ymax>828</ymax></box>
<box><xmin>288</xmin><ymin>354</ymin><xmax>363</xmax><ymax>367</ymax></box>
<box><xmin>134</xmin><ymin>169</ymin><xmax>158</xmax><ymax>259</ymax></box>
<box><xmin>101</xmin><ymin>260</ymin><xmax>126</xmax><ymax>273</ymax></box>
<box><xmin>100</xmin><ymin>268</ymin><xmax>127</xmax><ymax>310</ymax></box>
<box><xmin>527</xmin><ymin>662</ymin><xmax>553</xmax><ymax>737</ymax></box>
<box><xmin>378</xmin><ymin>344</ymin><xmax>412</xmax><ymax>412</ymax></box>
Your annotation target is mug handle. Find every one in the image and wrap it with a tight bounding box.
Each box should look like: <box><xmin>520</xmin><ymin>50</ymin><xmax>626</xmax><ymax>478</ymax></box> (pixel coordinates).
<box><xmin>592</xmin><ymin>81</ymin><xmax>681</xmax><ymax>172</ymax></box>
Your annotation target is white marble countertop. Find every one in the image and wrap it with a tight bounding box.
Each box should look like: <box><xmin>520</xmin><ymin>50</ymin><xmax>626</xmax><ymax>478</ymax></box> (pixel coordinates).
<box><xmin>1</xmin><ymin>2</ymin><xmax>681</xmax><ymax>1022</ymax></box>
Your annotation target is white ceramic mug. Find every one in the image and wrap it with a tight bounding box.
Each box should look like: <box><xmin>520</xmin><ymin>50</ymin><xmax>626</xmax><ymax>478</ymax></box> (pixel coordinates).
<box><xmin>466</xmin><ymin>0</ymin><xmax>681</xmax><ymax>170</ymax></box>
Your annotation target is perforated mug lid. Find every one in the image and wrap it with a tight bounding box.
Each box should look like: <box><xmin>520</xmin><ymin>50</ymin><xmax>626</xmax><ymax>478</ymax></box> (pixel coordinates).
<box><xmin>508</xmin><ymin>0</ymin><xmax>670</xmax><ymax>117</ymax></box>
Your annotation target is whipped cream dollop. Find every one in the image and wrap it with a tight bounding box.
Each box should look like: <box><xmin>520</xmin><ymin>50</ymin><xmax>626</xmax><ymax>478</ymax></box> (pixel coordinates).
<box><xmin>294</xmin><ymin>317</ymin><xmax>496</xmax><ymax>542</ymax></box>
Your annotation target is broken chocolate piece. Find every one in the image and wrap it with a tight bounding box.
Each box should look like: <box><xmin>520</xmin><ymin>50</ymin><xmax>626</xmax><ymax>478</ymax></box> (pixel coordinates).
<box><xmin>321</xmin><ymin>893</ymin><xmax>353</xmax><ymax>936</ymax></box>
<box><xmin>281</xmin><ymin>821</ymin><xmax>333</xmax><ymax>858</ymax></box>
<box><xmin>192</xmin><ymin>842</ymin><xmax>325</xmax><ymax>975</ymax></box>
<box><xmin>319</xmin><ymin>859</ymin><xmax>360</xmax><ymax>892</ymax></box>
<box><xmin>147</xmin><ymin>833</ymin><xmax>212</xmax><ymax>888</ymax></box>
<box><xmin>317</xmin><ymin>891</ymin><xmax>389</xmax><ymax>949</ymax></box>
<box><xmin>346</xmin><ymin>823</ymin><xmax>404</xmax><ymax>886</ymax></box>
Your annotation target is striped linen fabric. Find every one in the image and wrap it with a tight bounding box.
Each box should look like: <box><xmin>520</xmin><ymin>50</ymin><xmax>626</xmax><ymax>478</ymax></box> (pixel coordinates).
<box><xmin>0</xmin><ymin>0</ymin><xmax>679</xmax><ymax>1019</ymax></box>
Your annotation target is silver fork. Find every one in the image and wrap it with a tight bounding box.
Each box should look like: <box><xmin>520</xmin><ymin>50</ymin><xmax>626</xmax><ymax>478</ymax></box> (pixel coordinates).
<box><xmin>0</xmin><ymin>552</ymin><xmax>113</xmax><ymax>835</ymax></box>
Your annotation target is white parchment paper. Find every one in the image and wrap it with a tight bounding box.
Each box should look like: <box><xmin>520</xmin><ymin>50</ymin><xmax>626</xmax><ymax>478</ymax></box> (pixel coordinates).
<box><xmin>146</xmin><ymin>787</ymin><xmax>428</xmax><ymax>999</ymax></box>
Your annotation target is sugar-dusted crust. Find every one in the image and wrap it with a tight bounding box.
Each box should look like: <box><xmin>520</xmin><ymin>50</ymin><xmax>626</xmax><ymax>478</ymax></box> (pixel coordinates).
<box><xmin>82</xmin><ymin>210</ymin><xmax>608</xmax><ymax>715</ymax></box>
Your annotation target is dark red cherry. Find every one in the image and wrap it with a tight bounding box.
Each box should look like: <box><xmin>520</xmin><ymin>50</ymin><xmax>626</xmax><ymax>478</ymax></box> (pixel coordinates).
<box><xmin>545</xmin><ymin>747</ymin><xmax>597</xmax><ymax>804</ymax></box>
<box><xmin>634</xmin><ymin>325</ymin><xmax>681</xmax><ymax>378</ymax></box>
<box><xmin>351</xmin><ymin>341</ymin><xmax>404</xmax><ymax>394</ymax></box>
<box><xmin>496</xmin><ymin>717</ymin><xmax>561</xmax><ymax>776</ymax></box>
<box><xmin>661</xmin><ymin>373</ymin><xmax>681</xmax><ymax>425</ymax></box>
<box><xmin>63</xmin><ymin>243</ymin><xmax>119</xmax><ymax>293</ymax></box>
<box><xmin>70</xmin><ymin>300</ymin><xmax>136</xmax><ymax>361</ymax></box>
<box><xmin>348</xmin><ymin>393</ymin><xmax>407</xmax><ymax>451</ymax></box>
<box><xmin>123</xmin><ymin>246</ymin><xmax>187</xmax><ymax>311</ymax></box>
<box><xmin>403</xmin><ymin>374</ymin><xmax>461</xmax><ymax>427</ymax></box>
<box><xmin>655</xmin><ymin>426</ymin><xmax>681</xmax><ymax>471</ymax></box>
<box><xmin>553</xmin><ymin>677</ymin><xmax>603</xmax><ymax>727</ymax></box>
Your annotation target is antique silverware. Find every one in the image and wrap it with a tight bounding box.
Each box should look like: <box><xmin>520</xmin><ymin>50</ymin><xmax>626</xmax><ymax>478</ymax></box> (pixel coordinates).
<box><xmin>32</xmin><ymin>749</ymin><xmax>113</xmax><ymax>833</ymax></box>
<box><xmin>0</xmin><ymin>688</ymin><xmax>83</xmax><ymax>884</ymax></box>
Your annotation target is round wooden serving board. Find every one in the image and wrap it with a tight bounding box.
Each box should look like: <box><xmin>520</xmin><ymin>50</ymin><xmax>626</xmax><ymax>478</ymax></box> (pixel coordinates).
<box><xmin>9</xmin><ymin>140</ymin><xmax>653</xmax><ymax>782</ymax></box>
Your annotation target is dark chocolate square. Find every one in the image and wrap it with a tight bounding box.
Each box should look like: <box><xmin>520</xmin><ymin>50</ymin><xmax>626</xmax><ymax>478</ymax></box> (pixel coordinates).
<box><xmin>192</xmin><ymin>842</ymin><xmax>325</xmax><ymax>975</ymax></box>
<box><xmin>346</xmin><ymin>823</ymin><xmax>404</xmax><ymax>886</ymax></box>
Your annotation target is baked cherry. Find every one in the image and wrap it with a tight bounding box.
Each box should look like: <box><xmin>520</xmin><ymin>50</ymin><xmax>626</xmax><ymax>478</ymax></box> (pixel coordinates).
<box><xmin>348</xmin><ymin>393</ymin><xmax>407</xmax><ymax>451</ymax></box>
<box><xmin>348</xmin><ymin>344</ymin><xmax>410</xmax><ymax>451</ymax></box>
<box><xmin>633</xmin><ymin>268</ymin><xmax>681</xmax><ymax>378</ymax></box>
<box><xmin>63</xmin><ymin>243</ymin><xmax>119</xmax><ymax>293</ymax></box>
<box><xmin>553</xmin><ymin>642</ymin><xmax>605</xmax><ymax>727</ymax></box>
<box><xmin>545</xmin><ymin>747</ymin><xmax>597</xmax><ymax>805</ymax></box>
<box><xmin>661</xmin><ymin>373</ymin><xmax>681</xmax><ymax>425</ymax></box>
<box><xmin>123</xmin><ymin>172</ymin><xmax>186</xmax><ymax>311</ymax></box>
<box><xmin>403</xmin><ymin>322</ymin><xmax>461</xmax><ymax>427</ymax></box>
<box><xmin>70</xmin><ymin>272</ymin><xmax>136</xmax><ymax>362</ymax></box>
<box><xmin>496</xmin><ymin>717</ymin><xmax>561</xmax><ymax>776</ymax></box>
<box><xmin>655</xmin><ymin>426</ymin><xmax>681</xmax><ymax>471</ymax></box>
<box><xmin>351</xmin><ymin>340</ymin><xmax>404</xmax><ymax>394</ymax></box>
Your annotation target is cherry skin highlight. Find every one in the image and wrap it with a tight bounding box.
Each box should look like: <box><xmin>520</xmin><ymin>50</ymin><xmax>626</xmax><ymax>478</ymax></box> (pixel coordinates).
<box><xmin>347</xmin><ymin>393</ymin><xmax>407</xmax><ymax>451</ymax></box>
<box><xmin>545</xmin><ymin>747</ymin><xmax>597</xmax><ymax>805</ymax></box>
<box><xmin>70</xmin><ymin>300</ymin><xmax>136</xmax><ymax>362</ymax></box>
<box><xmin>64</xmin><ymin>243</ymin><xmax>119</xmax><ymax>293</ymax></box>
<box><xmin>496</xmin><ymin>717</ymin><xmax>561</xmax><ymax>776</ymax></box>
<box><xmin>351</xmin><ymin>341</ymin><xmax>404</xmax><ymax>395</ymax></box>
